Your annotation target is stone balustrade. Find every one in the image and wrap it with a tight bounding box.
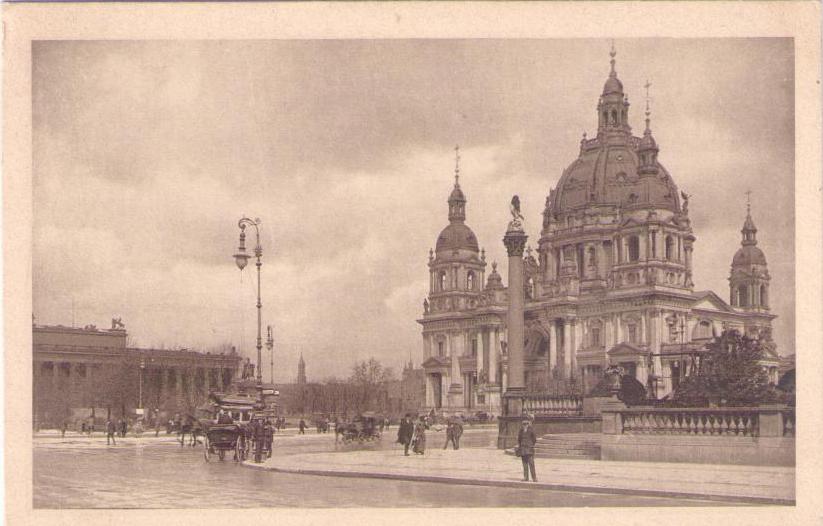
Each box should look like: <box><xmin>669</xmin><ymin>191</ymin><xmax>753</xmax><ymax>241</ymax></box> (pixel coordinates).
<box><xmin>520</xmin><ymin>394</ymin><xmax>583</xmax><ymax>416</ymax></box>
<box><xmin>619</xmin><ymin>407</ymin><xmax>759</xmax><ymax>436</ymax></box>
<box><xmin>600</xmin><ymin>404</ymin><xmax>795</xmax><ymax>466</ymax></box>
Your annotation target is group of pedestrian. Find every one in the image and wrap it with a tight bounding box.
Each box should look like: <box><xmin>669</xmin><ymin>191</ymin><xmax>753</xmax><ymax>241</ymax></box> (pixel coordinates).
<box><xmin>396</xmin><ymin>413</ymin><xmax>428</xmax><ymax>456</ymax></box>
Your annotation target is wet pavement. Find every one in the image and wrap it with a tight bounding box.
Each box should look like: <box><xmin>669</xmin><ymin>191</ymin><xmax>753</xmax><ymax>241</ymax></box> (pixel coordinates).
<box><xmin>34</xmin><ymin>428</ymin><xmax>733</xmax><ymax>508</ymax></box>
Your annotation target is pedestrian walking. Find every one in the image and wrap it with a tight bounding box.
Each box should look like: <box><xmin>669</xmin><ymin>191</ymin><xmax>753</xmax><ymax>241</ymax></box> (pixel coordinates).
<box><xmin>106</xmin><ymin>419</ymin><xmax>117</xmax><ymax>445</ymax></box>
<box><xmin>412</xmin><ymin>417</ymin><xmax>427</xmax><ymax>455</ymax></box>
<box><xmin>120</xmin><ymin>418</ymin><xmax>128</xmax><ymax>438</ymax></box>
<box><xmin>396</xmin><ymin>413</ymin><xmax>414</xmax><ymax>456</ymax></box>
<box><xmin>298</xmin><ymin>418</ymin><xmax>306</xmax><ymax>435</ymax></box>
<box><xmin>61</xmin><ymin>421</ymin><xmax>67</xmax><ymax>438</ymax></box>
<box><xmin>516</xmin><ymin>418</ymin><xmax>537</xmax><ymax>482</ymax></box>
<box><xmin>443</xmin><ymin>422</ymin><xmax>454</xmax><ymax>449</ymax></box>
<box><xmin>452</xmin><ymin>419</ymin><xmax>463</xmax><ymax>450</ymax></box>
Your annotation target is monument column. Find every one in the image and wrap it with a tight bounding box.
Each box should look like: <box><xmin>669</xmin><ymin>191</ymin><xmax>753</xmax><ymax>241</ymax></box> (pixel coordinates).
<box><xmin>503</xmin><ymin>218</ymin><xmax>527</xmax><ymax>393</ymax></box>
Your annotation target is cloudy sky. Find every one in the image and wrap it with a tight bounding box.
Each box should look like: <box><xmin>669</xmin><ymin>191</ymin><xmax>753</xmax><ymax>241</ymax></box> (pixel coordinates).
<box><xmin>33</xmin><ymin>38</ymin><xmax>794</xmax><ymax>382</ymax></box>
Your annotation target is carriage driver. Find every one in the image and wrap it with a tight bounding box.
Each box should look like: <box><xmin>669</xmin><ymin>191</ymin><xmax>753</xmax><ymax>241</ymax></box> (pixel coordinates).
<box><xmin>217</xmin><ymin>409</ymin><xmax>234</xmax><ymax>425</ymax></box>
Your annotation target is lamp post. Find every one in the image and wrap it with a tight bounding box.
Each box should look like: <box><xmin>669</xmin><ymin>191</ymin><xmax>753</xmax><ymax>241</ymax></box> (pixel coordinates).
<box><xmin>233</xmin><ymin>217</ymin><xmax>264</xmax><ymax>407</ymax></box>
<box><xmin>139</xmin><ymin>357</ymin><xmax>145</xmax><ymax>410</ymax></box>
<box><xmin>266</xmin><ymin>325</ymin><xmax>274</xmax><ymax>384</ymax></box>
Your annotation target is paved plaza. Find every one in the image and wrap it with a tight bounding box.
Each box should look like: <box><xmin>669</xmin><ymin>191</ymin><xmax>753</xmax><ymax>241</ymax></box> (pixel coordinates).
<box><xmin>249</xmin><ymin>445</ymin><xmax>795</xmax><ymax>505</ymax></box>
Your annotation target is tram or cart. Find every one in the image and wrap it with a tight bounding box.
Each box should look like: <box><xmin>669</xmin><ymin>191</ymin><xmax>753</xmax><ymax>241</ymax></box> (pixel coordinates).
<box><xmin>202</xmin><ymin>423</ymin><xmax>243</xmax><ymax>462</ymax></box>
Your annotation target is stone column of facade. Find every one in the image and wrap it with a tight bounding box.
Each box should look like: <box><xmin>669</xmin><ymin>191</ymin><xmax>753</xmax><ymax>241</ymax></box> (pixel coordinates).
<box><xmin>158</xmin><ymin>367</ymin><xmax>167</xmax><ymax>406</ymax></box>
<box><xmin>683</xmin><ymin>235</ymin><xmax>695</xmax><ymax>286</ymax></box>
<box><xmin>548</xmin><ymin>320</ymin><xmax>558</xmax><ymax>377</ymax></box>
<box><xmin>503</xmin><ymin>227</ymin><xmax>527</xmax><ymax>393</ymax></box>
<box><xmin>425</xmin><ymin>375</ymin><xmax>434</xmax><ymax>407</ymax></box>
<box><xmin>174</xmin><ymin>368</ymin><xmax>183</xmax><ymax>407</ymax></box>
<box><xmin>476</xmin><ymin>331</ymin><xmax>484</xmax><ymax>374</ymax></box>
<box><xmin>490</xmin><ymin>328</ymin><xmax>499</xmax><ymax>385</ymax></box>
<box><xmin>573</xmin><ymin>320</ymin><xmax>582</xmax><ymax>380</ymax></box>
<box><xmin>563</xmin><ymin>319</ymin><xmax>573</xmax><ymax>379</ymax></box>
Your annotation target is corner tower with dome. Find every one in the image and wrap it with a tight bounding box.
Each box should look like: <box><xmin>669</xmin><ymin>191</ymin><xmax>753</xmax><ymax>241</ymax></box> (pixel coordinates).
<box><xmin>419</xmin><ymin>48</ymin><xmax>780</xmax><ymax>417</ymax></box>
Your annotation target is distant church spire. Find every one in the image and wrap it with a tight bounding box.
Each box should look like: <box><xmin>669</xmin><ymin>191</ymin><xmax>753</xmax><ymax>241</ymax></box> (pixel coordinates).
<box><xmin>297</xmin><ymin>353</ymin><xmax>306</xmax><ymax>384</ymax></box>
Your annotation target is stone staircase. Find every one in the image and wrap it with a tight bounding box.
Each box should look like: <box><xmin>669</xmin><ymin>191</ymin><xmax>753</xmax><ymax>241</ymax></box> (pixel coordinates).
<box><xmin>533</xmin><ymin>433</ymin><xmax>601</xmax><ymax>460</ymax></box>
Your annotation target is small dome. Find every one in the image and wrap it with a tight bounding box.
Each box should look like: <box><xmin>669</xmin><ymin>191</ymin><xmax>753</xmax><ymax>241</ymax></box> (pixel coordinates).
<box><xmin>449</xmin><ymin>184</ymin><xmax>466</xmax><ymax>203</ymax></box>
<box><xmin>732</xmin><ymin>245</ymin><xmax>767</xmax><ymax>266</ymax></box>
<box><xmin>639</xmin><ymin>129</ymin><xmax>658</xmax><ymax>150</ymax></box>
<box><xmin>603</xmin><ymin>76</ymin><xmax>624</xmax><ymax>96</ymax></box>
<box><xmin>436</xmin><ymin>223</ymin><xmax>479</xmax><ymax>253</ymax></box>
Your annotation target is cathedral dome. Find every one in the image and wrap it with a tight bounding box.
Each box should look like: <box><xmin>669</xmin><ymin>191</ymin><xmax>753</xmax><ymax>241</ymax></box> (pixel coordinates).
<box><xmin>552</xmin><ymin>142</ymin><xmax>679</xmax><ymax>213</ymax></box>
<box><xmin>436</xmin><ymin>223</ymin><xmax>479</xmax><ymax>253</ymax></box>
<box><xmin>732</xmin><ymin>245</ymin><xmax>767</xmax><ymax>266</ymax></box>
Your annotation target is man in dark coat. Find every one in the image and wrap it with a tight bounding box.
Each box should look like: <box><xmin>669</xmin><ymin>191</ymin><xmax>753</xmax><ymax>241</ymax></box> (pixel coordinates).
<box><xmin>397</xmin><ymin>414</ymin><xmax>414</xmax><ymax>456</ymax></box>
<box><xmin>106</xmin><ymin>419</ymin><xmax>117</xmax><ymax>445</ymax></box>
<box><xmin>517</xmin><ymin>418</ymin><xmax>537</xmax><ymax>482</ymax></box>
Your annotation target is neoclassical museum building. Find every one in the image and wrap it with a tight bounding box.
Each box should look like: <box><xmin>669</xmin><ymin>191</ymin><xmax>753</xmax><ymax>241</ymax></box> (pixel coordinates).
<box><xmin>419</xmin><ymin>51</ymin><xmax>779</xmax><ymax>416</ymax></box>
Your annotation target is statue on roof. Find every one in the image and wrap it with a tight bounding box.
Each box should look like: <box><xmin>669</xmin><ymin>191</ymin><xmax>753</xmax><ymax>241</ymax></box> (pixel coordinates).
<box><xmin>111</xmin><ymin>317</ymin><xmax>125</xmax><ymax>330</ymax></box>
<box><xmin>680</xmin><ymin>191</ymin><xmax>691</xmax><ymax>215</ymax></box>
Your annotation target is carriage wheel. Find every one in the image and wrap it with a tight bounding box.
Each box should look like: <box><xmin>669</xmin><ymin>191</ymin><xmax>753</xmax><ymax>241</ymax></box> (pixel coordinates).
<box><xmin>203</xmin><ymin>438</ymin><xmax>211</xmax><ymax>462</ymax></box>
<box><xmin>218</xmin><ymin>449</ymin><xmax>226</xmax><ymax>461</ymax></box>
<box><xmin>235</xmin><ymin>440</ymin><xmax>243</xmax><ymax>462</ymax></box>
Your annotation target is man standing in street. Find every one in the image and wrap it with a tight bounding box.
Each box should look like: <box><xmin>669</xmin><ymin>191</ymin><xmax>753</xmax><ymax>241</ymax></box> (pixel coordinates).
<box><xmin>517</xmin><ymin>418</ymin><xmax>537</xmax><ymax>482</ymax></box>
<box><xmin>397</xmin><ymin>413</ymin><xmax>414</xmax><ymax>456</ymax></box>
<box><xmin>452</xmin><ymin>418</ymin><xmax>463</xmax><ymax>450</ymax></box>
<box><xmin>298</xmin><ymin>418</ymin><xmax>306</xmax><ymax>435</ymax></box>
<box><xmin>106</xmin><ymin>419</ymin><xmax>117</xmax><ymax>446</ymax></box>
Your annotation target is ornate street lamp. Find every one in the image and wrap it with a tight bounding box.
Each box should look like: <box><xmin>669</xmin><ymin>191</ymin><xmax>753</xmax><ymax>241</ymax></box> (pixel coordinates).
<box><xmin>234</xmin><ymin>217</ymin><xmax>264</xmax><ymax>406</ymax></box>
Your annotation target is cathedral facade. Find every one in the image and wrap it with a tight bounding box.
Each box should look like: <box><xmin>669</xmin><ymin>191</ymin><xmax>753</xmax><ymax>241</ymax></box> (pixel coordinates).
<box><xmin>418</xmin><ymin>50</ymin><xmax>779</xmax><ymax>417</ymax></box>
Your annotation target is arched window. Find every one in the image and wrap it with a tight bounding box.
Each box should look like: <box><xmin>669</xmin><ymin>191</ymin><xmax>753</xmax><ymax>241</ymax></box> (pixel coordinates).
<box><xmin>437</xmin><ymin>341</ymin><xmax>445</xmax><ymax>357</ymax></box>
<box><xmin>589</xmin><ymin>320</ymin><xmax>603</xmax><ymax>347</ymax></box>
<box><xmin>628</xmin><ymin>236</ymin><xmax>640</xmax><ymax>262</ymax></box>
<box><xmin>760</xmin><ymin>285</ymin><xmax>768</xmax><ymax>307</ymax></box>
<box><xmin>438</xmin><ymin>271</ymin><xmax>447</xmax><ymax>292</ymax></box>
<box><xmin>665</xmin><ymin>235</ymin><xmax>674</xmax><ymax>260</ymax></box>
<box><xmin>467</xmin><ymin>271</ymin><xmax>475</xmax><ymax>291</ymax></box>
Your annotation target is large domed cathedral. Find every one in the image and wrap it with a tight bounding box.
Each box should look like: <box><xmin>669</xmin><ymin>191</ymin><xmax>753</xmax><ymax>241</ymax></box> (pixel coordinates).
<box><xmin>418</xmin><ymin>49</ymin><xmax>779</xmax><ymax>416</ymax></box>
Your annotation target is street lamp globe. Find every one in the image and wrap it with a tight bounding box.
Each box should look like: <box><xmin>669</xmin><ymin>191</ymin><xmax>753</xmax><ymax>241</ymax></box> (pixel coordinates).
<box><xmin>234</xmin><ymin>250</ymin><xmax>249</xmax><ymax>271</ymax></box>
<box><xmin>234</xmin><ymin>228</ymin><xmax>250</xmax><ymax>270</ymax></box>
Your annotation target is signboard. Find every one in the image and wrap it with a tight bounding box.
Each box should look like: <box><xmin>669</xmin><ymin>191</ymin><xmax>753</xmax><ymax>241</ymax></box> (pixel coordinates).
<box><xmin>261</xmin><ymin>389</ymin><xmax>279</xmax><ymax>396</ymax></box>
<box><xmin>135</xmin><ymin>408</ymin><xmax>145</xmax><ymax>415</ymax></box>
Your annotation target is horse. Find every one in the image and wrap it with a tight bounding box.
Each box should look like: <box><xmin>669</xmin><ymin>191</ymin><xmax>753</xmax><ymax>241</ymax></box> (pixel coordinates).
<box><xmin>178</xmin><ymin>415</ymin><xmax>202</xmax><ymax>447</ymax></box>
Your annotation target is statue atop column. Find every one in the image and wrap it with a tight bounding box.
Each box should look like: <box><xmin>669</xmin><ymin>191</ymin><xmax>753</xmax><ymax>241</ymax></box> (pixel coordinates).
<box><xmin>508</xmin><ymin>195</ymin><xmax>525</xmax><ymax>232</ymax></box>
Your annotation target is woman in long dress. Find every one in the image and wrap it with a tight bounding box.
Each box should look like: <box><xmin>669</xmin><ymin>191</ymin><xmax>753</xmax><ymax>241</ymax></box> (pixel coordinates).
<box><xmin>412</xmin><ymin>418</ymin><xmax>427</xmax><ymax>455</ymax></box>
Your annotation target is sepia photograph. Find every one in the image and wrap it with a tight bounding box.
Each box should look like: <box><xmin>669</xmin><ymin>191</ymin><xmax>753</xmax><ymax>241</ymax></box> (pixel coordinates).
<box><xmin>4</xmin><ymin>3</ymin><xmax>822</xmax><ymax>523</ymax></box>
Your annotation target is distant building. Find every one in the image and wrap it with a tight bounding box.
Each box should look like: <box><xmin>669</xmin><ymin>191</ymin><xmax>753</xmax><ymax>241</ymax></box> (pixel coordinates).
<box><xmin>419</xmin><ymin>49</ymin><xmax>779</xmax><ymax>417</ymax></box>
<box><xmin>33</xmin><ymin>321</ymin><xmax>241</xmax><ymax>427</ymax></box>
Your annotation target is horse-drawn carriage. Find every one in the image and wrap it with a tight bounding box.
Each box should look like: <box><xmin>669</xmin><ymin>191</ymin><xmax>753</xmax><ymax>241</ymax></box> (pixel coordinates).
<box><xmin>336</xmin><ymin>412</ymin><xmax>382</xmax><ymax>444</ymax></box>
<box><xmin>198</xmin><ymin>395</ymin><xmax>276</xmax><ymax>463</ymax></box>
<box><xmin>202</xmin><ymin>423</ymin><xmax>244</xmax><ymax>462</ymax></box>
